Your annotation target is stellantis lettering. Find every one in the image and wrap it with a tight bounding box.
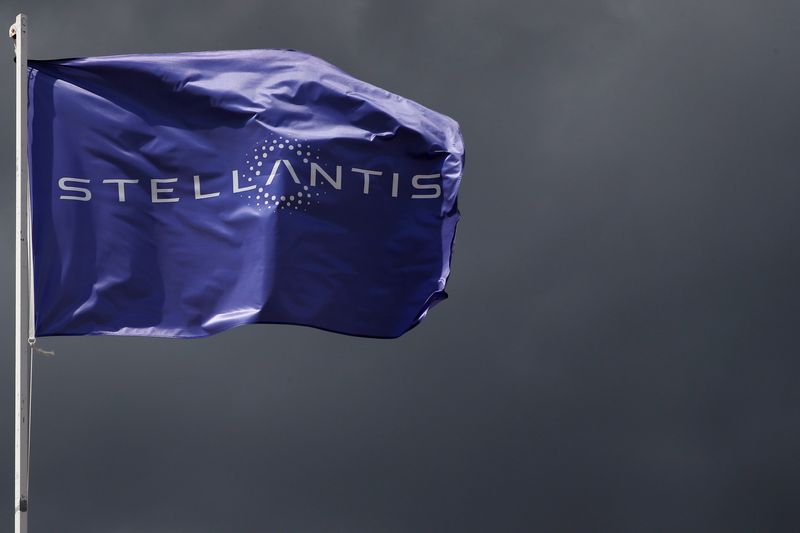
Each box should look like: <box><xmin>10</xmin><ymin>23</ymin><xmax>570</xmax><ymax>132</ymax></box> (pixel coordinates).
<box><xmin>57</xmin><ymin>161</ymin><xmax>442</xmax><ymax>203</ymax></box>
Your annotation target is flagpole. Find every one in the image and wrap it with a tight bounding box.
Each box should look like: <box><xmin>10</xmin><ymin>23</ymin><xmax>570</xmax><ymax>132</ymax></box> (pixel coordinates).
<box><xmin>11</xmin><ymin>13</ymin><xmax>31</xmax><ymax>533</ymax></box>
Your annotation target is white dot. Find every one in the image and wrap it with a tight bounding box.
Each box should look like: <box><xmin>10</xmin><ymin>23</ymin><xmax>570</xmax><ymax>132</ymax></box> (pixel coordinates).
<box><xmin>289</xmin><ymin>195</ymin><xmax>295</xmax><ymax>201</ymax></box>
<box><xmin>297</xmin><ymin>150</ymin><xmax>302</xmax><ymax>156</ymax></box>
<box><xmin>256</xmin><ymin>195</ymin><xmax>260</xmax><ymax>200</ymax></box>
<box><xmin>248</xmin><ymin>177</ymin><xmax>253</xmax><ymax>182</ymax></box>
<box><xmin>280</xmin><ymin>195</ymin><xmax>286</xmax><ymax>201</ymax></box>
<box><xmin>257</xmin><ymin>161</ymin><xmax>263</xmax><ymax>167</ymax></box>
<box><xmin>298</xmin><ymin>191</ymin><xmax>303</xmax><ymax>197</ymax></box>
<box><xmin>255</xmin><ymin>155</ymin><xmax>259</xmax><ymax>160</ymax></box>
<box><xmin>298</xmin><ymin>199</ymin><xmax>302</xmax><ymax>204</ymax></box>
<box><xmin>274</xmin><ymin>200</ymin><xmax>279</xmax><ymax>205</ymax></box>
<box><xmin>306</xmin><ymin>152</ymin><xmax>311</xmax><ymax>156</ymax></box>
<box><xmin>262</xmin><ymin>152</ymin><xmax>267</xmax><ymax>158</ymax></box>
<box><xmin>249</xmin><ymin>166</ymin><xmax>254</xmax><ymax>171</ymax></box>
<box><xmin>303</xmin><ymin>158</ymin><xmax>308</xmax><ymax>163</ymax></box>
<box><xmin>269</xmin><ymin>146</ymin><xmax>274</xmax><ymax>151</ymax></box>
<box><xmin>279</xmin><ymin>144</ymin><xmax>284</xmax><ymax>148</ymax></box>
<box><xmin>271</xmin><ymin>195</ymin><xmax>277</xmax><ymax>200</ymax></box>
<box><xmin>288</xmin><ymin>145</ymin><xmax>294</xmax><ymax>150</ymax></box>
<box><xmin>303</xmin><ymin>185</ymin><xmax>309</xmax><ymax>191</ymax></box>
<box><xmin>273</xmin><ymin>140</ymin><xmax>277</xmax><ymax>144</ymax></box>
<box><xmin>258</xmin><ymin>187</ymin><xmax>263</xmax><ymax>193</ymax></box>
<box><xmin>255</xmin><ymin>171</ymin><xmax>261</xmax><ymax>176</ymax></box>
<box><xmin>297</xmin><ymin>143</ymin><xmax>302</xmax><ymax>148</ymax></box>
<box><xmin>261</xmin><ymin>146</ymin><xmax>266</xmax><ymax>151</ymax></box>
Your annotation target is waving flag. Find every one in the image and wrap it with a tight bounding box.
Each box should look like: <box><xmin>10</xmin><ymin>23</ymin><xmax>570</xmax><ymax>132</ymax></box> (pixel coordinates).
<box><xmin>27</xmin><ymin>49</ymin><xmax>463</xmax><ymax>338</ymax></box>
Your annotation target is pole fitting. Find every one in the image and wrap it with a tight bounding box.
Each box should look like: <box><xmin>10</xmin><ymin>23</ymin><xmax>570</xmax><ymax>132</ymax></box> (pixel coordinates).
<box><xmin>19</xmin><ymin>498</ymin><xmax>28</xmax><ymax>512</ymax></box>
<box><xmin>9</xmin><ymin>23</ymin><xmax>17</xmax><ymax>40</ymax></box>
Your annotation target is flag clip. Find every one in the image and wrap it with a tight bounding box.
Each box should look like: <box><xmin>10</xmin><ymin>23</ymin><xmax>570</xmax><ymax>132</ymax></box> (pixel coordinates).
<box><xmin>9</xmin><ymin>22</ymin><xmax>16</xmax><ymax>62</ymax></box>
<box><xmin>29</xmin><ymin>338</ymin><xmax>55</xmax><ymax>357</ymax></box>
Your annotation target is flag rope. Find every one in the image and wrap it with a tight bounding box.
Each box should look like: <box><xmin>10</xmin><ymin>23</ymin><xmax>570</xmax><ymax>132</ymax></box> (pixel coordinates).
<box><xmin>25</xmin><ymin>340</ymin><xmax>34</xmax><ymax>507</ymax></box>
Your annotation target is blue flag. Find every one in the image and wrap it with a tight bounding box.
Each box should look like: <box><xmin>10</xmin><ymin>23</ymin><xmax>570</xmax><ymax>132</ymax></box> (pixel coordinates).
<box><xmin>28</xmin><ymin>49</ymin><xmax>463</xmax><ymax>339</ymax></box>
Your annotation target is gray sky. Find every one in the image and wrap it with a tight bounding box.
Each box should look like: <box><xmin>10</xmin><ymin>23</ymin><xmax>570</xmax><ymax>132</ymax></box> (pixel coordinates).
<box><xmin>2</xmin><ymin>0</ymin><xmax>800</xmax><ymax>531</ymax></box>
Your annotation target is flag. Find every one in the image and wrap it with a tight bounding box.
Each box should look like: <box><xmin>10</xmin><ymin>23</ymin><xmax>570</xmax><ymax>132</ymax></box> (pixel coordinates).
<box><xmin>27</xmin><ymin>49</ymin><xmax>463</xmax><ymax>339</ymax></box>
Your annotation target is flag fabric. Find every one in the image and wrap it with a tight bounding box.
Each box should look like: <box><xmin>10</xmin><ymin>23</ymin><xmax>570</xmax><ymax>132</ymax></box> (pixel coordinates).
<box><xmin>27</xmin><ymin>49</ymin><xmax>463</xmax><ymax>339</ymax></box>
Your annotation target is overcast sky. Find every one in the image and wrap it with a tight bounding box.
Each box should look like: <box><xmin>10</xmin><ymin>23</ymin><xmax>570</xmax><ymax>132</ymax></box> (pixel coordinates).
<box><xmin>2</xmin><ymin>0</ymin><xmax>800</xmax><ymax>531</ymax></box>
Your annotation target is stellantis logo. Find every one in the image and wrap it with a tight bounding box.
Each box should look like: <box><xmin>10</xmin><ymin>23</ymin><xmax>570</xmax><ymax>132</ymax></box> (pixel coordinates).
<box><xmin>57</xmin><ymin>133</ymin><xmax>443</xmax><ymax>211</ymax></box>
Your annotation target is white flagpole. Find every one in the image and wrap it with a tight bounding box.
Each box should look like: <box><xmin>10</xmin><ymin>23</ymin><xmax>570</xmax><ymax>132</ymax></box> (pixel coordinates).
<box><xmin>10</xmin><ymin>13</ymin><xmax>31</xmax><ymax>533</ymax></box>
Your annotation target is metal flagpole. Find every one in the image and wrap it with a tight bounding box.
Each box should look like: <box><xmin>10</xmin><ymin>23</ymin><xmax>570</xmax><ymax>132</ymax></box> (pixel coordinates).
<box><xmin>10</xmin><ymin>12</ymin><xmax>31</xmax><ymax>533</ymax></box>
